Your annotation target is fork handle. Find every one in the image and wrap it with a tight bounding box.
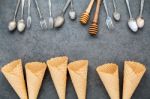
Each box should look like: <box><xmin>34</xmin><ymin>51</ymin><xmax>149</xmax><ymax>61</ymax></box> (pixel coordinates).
<box><xmin>48</xmin><ymin>0</ymin><xmax>52</xmax><ymax>16</ymax></box>
<box><xmin>93</xmin><ymin>0</ymin><xmax>102</xmax><ymax>23</ymax></box>
<box><xmin>28</xmin><ymin>0</ymin><xmax>31</xmax><ymax>16</ymax></box>
<box><xmin>34</xmin><ymin>0</ymin><xmax>42</xmax><ymax>19</ymax></box>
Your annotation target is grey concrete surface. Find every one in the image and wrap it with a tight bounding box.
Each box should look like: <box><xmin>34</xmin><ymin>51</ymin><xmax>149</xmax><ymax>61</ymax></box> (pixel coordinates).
<box><xmin>0</xmin><ymin>0</ymin><xmax>150</xmax><ymax>99</ymax></box>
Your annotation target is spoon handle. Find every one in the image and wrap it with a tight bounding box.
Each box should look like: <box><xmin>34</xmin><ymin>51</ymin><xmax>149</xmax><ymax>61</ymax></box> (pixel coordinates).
<box><xmin>112</xmin><ymin>0</ymin><xmax>117</xmax><ymax>11</ymax></box>
<box><xmin>28</xmin><ymin>0</ymin><xmax>31</xmax><ymax>16</ymax></box>
<box><xmin>48</xmin><ymin>0</ymin><xmax>52</xmax><ymax>16</ymax></box>
<box><xmin>21</xmin><ymin>0</ymin><xmax>25</xmax><ymax>19</ymax></box>
<box><xmin>70</xmin><ymin>0</ymin><xmax>74</xmax><ymax>9</ymax></box>
<box><xmin>139</xmin><ymin>0</ymin><xmax>144</xmax><ymax>17</ymax></box>
<box><xmin>93</xmin><ymin>0</ymin><xmax>102</xmax><ymax>23</ymax></box>
<box><xmin>62</xmin><ymin>0</ymin><xmax>71</xmax><ymax>14</ymax></box>
<box><xmin>85</xmin><ymin>0</ymin><xmax>95</xmax><ymax>13</ymax></box>
<box><xmin>103</xmin><ymin>0</ymin><xmax>109</xmax><ymax>16</ymax></box>
<box><xmin>125</xmin><ymin>0</ymin><xmax>133</xmax><ymax>18</ymax></box>
<box><xmin>34</xmin><ymin>0</ymin><xmax>42</xmax><ymax>19</ymax></box>
<box><xmin>14</xmin><ymin>0</ymin><xmax>21</xmax><ymax>20</ymax></box>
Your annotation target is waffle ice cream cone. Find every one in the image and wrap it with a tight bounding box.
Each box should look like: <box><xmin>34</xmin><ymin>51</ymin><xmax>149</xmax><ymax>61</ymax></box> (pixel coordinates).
<box><xmin>68</xmin><ymin>60</ymin><xmax>88</xmax><ymax>99</ymax></box>
<box><xmin>1</xmin><ymin>59</ymin><xmax>28</xmax><ymax>99</ymax></box>
<box><xmin>47</xmin><ymin>56</ymin><xmax>68</xmax><ymax>99</ymax></box>
<box><xmin>96</xmin><ymin>63</ymin><xmax>120</xmax><ymax>99</ymax></box>
<box><xmin>123</xmin><ymin>61</ymin><xmax>146</xmax><ymax>99</ymax></box>
<box><xmin>25</xmin><ymin>62</ymin><xmax>47</xmax><ymax>99</ymax></box>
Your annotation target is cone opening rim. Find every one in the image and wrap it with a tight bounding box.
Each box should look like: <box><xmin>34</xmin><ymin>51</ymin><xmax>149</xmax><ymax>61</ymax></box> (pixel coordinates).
<box><xmin>68</xmin><ymin>60</ymin><xmax>88</xmax><ymax>71</ymax></box>
<box><xmin>47</xmin><ymin>56</ymin><xmax>68</xmax><ymax>68</ymax></box>
<box><xmin>1</xmin><ymin>59</ymin><xmax>21</xmax><ymax>73</ymax></box>
<box><xmin>96</xmin><ymin>63</ymin><xmax>118</xmax><ymax>74</ymax></box>
<box><xmin>125</xmin><ymin>61</ymin><xmax>146</xmax><ymax>74</ymax></box>
<box><xmin>25</xmin><ymin>62</ymin><xmax>46</xmax><ymax>73</ymax></box>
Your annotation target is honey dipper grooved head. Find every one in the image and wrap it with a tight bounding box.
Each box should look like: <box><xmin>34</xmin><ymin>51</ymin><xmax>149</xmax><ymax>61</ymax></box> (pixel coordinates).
<box><xmin>80</xmin><ymin>12</ymin><xmax>89</xmax><ymax>25</ymax></box>
<box><xmin>89</xmin><ymin>23</ymin><xmax>98</xmax><ymax>35</ymax></box>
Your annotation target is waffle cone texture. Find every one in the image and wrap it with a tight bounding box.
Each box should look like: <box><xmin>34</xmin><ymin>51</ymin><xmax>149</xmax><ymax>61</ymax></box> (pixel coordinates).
<box><xmin>123</xmin><ymin>61</ymin><xmax>146</xmax><ymax>99</ymax></box>
<box><xmin>25</xmin><ymin>62</ymin><xmax>47</xmax><ymax>99</ymax></box>
<box><xmin>47</xmin><ymin>56</ymin><xmax>68</xmax><ymax>99</ymax></box>
<box><xmin>1</xmin><ymin>59</ymin><xmax>28</xmax><ymax>99</ymax></box>
<box><xmin>96</xmin><ymin>63</ymin><xmax>120</xmax><ymax>99</ymax></box>
<box><xmin>68</xmin><ymin>60</ymin><xmax>88</xmax><ymax>99</ymax></box>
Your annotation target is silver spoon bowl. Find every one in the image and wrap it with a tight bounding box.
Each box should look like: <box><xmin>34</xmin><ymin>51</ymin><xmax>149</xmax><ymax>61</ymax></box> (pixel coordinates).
<box><xmin>54</xmin><ymin>0</ymin><xmax>71</xmax><ymax>28</ymax></box>
<box><xmin>136</xmin><ymin>16</ymin><xmax>144</xmax><ymax>28</ymax></box>
<box><xmin>113</xmin><ymin>11</ymin><xmax>120</xmax><ymax>21</ymax></box>
<box><xmin>128</xmin><ymin>18</ymin><xmax>138</xmax><ymax>32</ymax></box>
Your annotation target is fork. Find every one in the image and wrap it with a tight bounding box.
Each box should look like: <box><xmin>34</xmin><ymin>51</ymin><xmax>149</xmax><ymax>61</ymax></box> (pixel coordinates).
<box><xmin>103</xmin><ymin>0</ymin><xmax>114</xmax><ymax>29</ymax></box>
<box><xmin>34</xmin><ymin>0</ymin><xmax>47</xmax><ymax>29</ymax></box>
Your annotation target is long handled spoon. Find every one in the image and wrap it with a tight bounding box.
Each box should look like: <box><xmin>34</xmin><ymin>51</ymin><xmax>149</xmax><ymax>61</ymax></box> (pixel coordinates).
<box><xmin>112</xmin><ymin>0</ymin><xmax>121</xmax><ymax>21</ymax></box>
<box><xmin>80</xmin><ymin>0</ymin><xmax>95</xmax><ymax>24</ymax></box>
<box><xmin>103</xmin><ymin>0</ymin><xmax>114</xmax><ymax>30</ymax></box>
<box><xmin>34</xmin><ymin>0</ymin><xmax>47</xmax><ymax>30</ymax></box>
<box><xmin>54</xmin><ymin>0</ymin><xmax>71</xmax><ymax>28</ymax></box>
<box><xmin>27</xmin><ymin>0</ymin><xmax>32</xmax><ymax>28</ymax></box>
<box><xmin>125</xmin><ymin>0</ymin><xmax>138</xmax><ymax>32</ymax></box>
<box><xmin>136</xmin><ymin>0</ymin><xmax>144</xmax><ymax>28</ymax></box>
<box><xmin>89</xmin><ymin>0</ymin><xmax>102</xmax><ymax>35</ymax></box>
<box><xmin>17</xmin><ymin>0</ymin><xmax>26</xmax><ymax>32</ymax></box>
<box><xmin>8</xmin><ymin>0</ymin><xmax>21</xmax><ymax>31</ymax></box>
<box><xmin>48</xmin><ymin>0</ymin><xmax>54</xmax><ymax>29</ymax></box>
<box><xmin>69</xmin><ymin>0</ymin><xmax>76</xmax><ymax>20</ymax></box>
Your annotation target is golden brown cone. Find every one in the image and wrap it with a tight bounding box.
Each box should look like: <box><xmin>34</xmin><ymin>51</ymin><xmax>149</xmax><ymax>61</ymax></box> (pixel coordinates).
<box><xmin>96</xmin><ymin>63</ymin><xmax>120</xmax><ymax>99</ymax></box>
<box><xmin>123</xmin><ymin>61</ymin><xmax>146</xmax><ymax>99</ymax></box>
<box><xmin>1</xmin><ymin>59</ymin><xmax>28</xmax><ymax>99</ymax></box>
<box><xmin>47</xmin><ymin>56</ymin><xmax>68</xmax><ymax>99</ymax></box>
<box><xmin>25</xmin><ymin>62</ymin><xmax>47</xmax><ymax>99</ymax></box>
<box><xmin>68</xmin><ymin>60</ymin><xmax>88</xmax><ymax>99</ymax></box>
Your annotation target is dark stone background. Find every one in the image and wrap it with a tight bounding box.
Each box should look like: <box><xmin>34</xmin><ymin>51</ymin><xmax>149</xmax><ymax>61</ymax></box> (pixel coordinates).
<box><xmin>0</xmin><ymin>0</ymin><xmax>150</xmax><ymax>98</ymax></box>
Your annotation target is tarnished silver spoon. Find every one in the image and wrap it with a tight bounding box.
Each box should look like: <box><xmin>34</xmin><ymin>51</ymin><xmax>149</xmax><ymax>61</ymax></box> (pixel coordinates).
<box><xmin>125</xmin><ymin>0</ymin><xmax>138</xmax><ymax>32</ymax></box>
<box><xmin>54</xmin><ymin>0</ymin><xmax>71</xmax><ymax>28</ymax></box>
<box><xmin>17</xmin><ymin>0</ymin><xmax>26</xmax><ymax>32</ymax></box>
<box><xmin>112</xmin><ymin>0</ymin><xmax>120</xmax><ymax>21</ymax></box>
<box><xmin>136</xmin><ymin>0</ymin><xmax>144</xmax><ymax>28</ymax></box>
<box><xmin>8</xmin><ymin>0</ymin><xmax>21</xmax><ymax>31</ymax></box>
<box><xmin>69</xmin><ymin>0</ymin><xmax>76</xmax><ymax>20</ymax></box>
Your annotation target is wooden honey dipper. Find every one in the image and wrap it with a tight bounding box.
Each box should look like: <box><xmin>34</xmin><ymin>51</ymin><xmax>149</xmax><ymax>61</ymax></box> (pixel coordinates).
<box><xmin>80</xmin><ymin>0</ymin><xmax>95</xmax><ymax>25</ymax></box>
<box><xmin>89</xmin><ymin>0</ymin><xmax>102</xmax><ymax>35</ymax></box>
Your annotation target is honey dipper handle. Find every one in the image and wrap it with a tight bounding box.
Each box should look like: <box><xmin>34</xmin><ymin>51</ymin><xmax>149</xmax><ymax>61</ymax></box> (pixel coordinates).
<box><xmin>85</xmin><ymin>0</ymin><xmax>95</xmax><ymax>13</ymax></box>
<box><xmin>93</xmin><ymin>0</ymin><xmax>102</xmax><ymax>23</ymax></box>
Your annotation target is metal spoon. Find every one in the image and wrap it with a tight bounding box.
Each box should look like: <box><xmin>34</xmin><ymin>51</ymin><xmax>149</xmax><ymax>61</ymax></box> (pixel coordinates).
<box><xmin>34</xmin><ymin>0</ymin><xmax>47</xmax><ymax>29</ymax></box>
<box><xmin>48</xmin><ymin>0</ymin><xmax>54</xmax><ymax>29</ymax></box>
<box><xmin>125</xmin><ymin>0</ymin><xmax>138</xmax><ymax>32</ymax></box>
<box><xmin>112</xmin><ymin>0</ymin><xmax>121</xmax><ymax>21</ymax></box>
<box><xmin>27</xmin><ymin>0</ymin><xmax>32</xmax><ymax>28</ymax></box>
<box><xmin>17</xmin><ymin>0</ymin><xmax>26</xmax><ymax>32</ymax></box>
<box><xmin>103</xmin><ymin>0</ymin><xmax>114</xmax><ymax>29</ymax></box>
<box><xmin>69</xmin><ymin>0</ymin><xmax>76</xmax><ymax>20</ymax></box>
<box><xmin>136</xmin><ymin>0</ymin><xmax>144</xmax><ymax>28</ymax></box>
<box><xmin>54</xmin><ymin>0</ymin><xmax>71</xmax><ymax>28</ymax></box>
<box><xmin>8</xmin><ymin>0</ymin><xmax>21</xmax><ymax>31</ymax></box>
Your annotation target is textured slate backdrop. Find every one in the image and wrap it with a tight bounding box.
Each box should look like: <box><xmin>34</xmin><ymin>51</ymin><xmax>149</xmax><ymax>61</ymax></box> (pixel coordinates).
<box><xmin>0</xmin><ymin>0</ymin><xmax>150</xmax><ymax>99</ymax></box>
